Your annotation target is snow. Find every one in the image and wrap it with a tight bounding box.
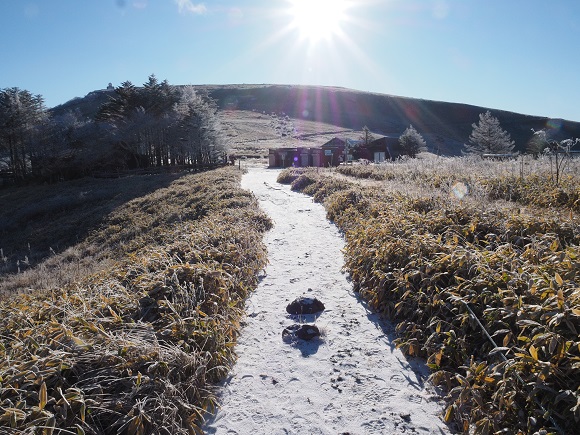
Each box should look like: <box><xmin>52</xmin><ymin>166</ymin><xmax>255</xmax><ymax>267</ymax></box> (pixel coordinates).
<box><xmin>203</xmin><ymin>166</ymin><xmax>451</xmax><ymax>435</ymax></box>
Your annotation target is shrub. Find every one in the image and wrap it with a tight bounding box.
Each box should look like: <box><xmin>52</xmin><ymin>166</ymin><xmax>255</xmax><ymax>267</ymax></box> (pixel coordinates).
<box><xmin>290</xmin><ymin>173</ymin><xmax>318</xmax><ymax>191</ymax></box>
<box><xmin>277</xmin><ymin>167</ymin><xmax>309</xmax><ymax>184</ymax></box>
<box><xmin>0</xmin><ymin>167</ymin><xmax>271</xmax><ymax>434</ymax></box>
<box><xmin>279</xmin><ymin>160</ymin><xmax>580</xmax><ymax>434</ymax></box>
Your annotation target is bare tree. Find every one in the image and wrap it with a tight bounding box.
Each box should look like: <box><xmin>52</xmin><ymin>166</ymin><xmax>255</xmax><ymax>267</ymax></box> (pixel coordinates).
<box><xmin>531</xmin><ymin>129</ymin><xmax>579</xmax><ymax>185</ymax></box>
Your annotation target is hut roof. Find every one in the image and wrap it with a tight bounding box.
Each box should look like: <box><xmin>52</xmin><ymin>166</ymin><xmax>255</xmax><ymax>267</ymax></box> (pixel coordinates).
<box><xmin>368</xmin><ymin>136</ymin><xmax>400</xmax><ymax>150</ymax></box>
<box><xmin>321</xmin><ymin>137</ymin><xmax>346</xmax><ymax>148</ymax></box>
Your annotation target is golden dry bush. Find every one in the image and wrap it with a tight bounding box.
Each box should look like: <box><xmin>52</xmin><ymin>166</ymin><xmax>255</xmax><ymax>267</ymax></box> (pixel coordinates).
<box><xmin>276</xmin><ymin>167</ymin><xmax>310</xmax><ymax>184</ymax></box>
<box><xmin>0</xmin><ymin>167</ymin><xmax>271</xmax><ymax>434</ymax></box>
<box><xmin>280</xmin><ymin>159</ymin><xmax>580</xmax><ymax>434</ymax></box>
<box><xmin>336</xmin><ymin>165</ymin><xmax>384</xmax><ymax>180</ymax></box>
<box><xmin>278</xmin><ymin>168</ymin><xmax>351</xmax><ymax>204</ymax></box>
<box><xmin>482</xmin><ymin>173</ymin><xmax>580</xmax><ymax>212</ymax></box>
<box><xmin>289</xmin><ymin>173</ymin><xmax>319</xmax><ymax>192</ymax></box>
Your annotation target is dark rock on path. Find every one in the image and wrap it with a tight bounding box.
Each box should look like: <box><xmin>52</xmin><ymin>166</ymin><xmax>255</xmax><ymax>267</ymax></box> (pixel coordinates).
<box><xmin>286</xmin><ymin>296</ymin><xmax>325</xmax><ymax>315</ymax></box>
<box><xmin>282</xmin><ymin>324</ymin><xmax>321</xmax><ymax>342</ymax></box>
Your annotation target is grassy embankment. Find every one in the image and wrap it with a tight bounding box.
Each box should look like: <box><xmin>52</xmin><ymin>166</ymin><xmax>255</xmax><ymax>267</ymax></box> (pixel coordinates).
<box><xmin>0</xmin><ymin>167</ymin><xmax>271</xmax><ymax>434</ymax></box>
<box><xmin>278</xmin><ymin>155</ymin><xmax>580</xmax><ymax>435</ymax></box>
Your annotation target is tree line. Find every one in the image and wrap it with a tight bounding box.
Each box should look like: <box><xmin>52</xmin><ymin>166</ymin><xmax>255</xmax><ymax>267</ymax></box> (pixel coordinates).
<box><xmin>0</xmin><ymin>75</ymin><xmax>227</xmax><ymax>183</ymax></box>
<box><xmin>359</xmin><ymin>110</ymin><xmax>578</xmax><ymax>160</ymax></box>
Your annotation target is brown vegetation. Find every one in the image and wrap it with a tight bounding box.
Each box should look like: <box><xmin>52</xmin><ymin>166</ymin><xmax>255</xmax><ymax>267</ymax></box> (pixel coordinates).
<box><xmin>0</xmin><ymin>167</ymin><xmax>271</xmax><ymax>434</ymax></box>
<box><xmin>278</xmin><ymin>156</ymin><xmax>580</xmax><ymax>434</ymax></box>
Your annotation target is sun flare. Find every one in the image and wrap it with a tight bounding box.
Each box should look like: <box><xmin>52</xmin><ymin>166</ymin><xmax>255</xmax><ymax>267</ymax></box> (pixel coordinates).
<box><xmin>288</xmin><ymin>0</ymin><xmax>348</xmax><ymax>41</ymax></box>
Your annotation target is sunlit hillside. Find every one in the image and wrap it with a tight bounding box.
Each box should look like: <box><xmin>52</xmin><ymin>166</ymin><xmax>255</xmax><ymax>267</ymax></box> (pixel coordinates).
<box><xmin>51</xmin><ymin>84</ymin><xmax>580</xmax><ymax>156</ymax></box>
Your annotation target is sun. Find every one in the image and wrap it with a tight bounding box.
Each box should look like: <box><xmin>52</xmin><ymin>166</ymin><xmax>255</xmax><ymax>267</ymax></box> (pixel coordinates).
<box><xmin>288</xmin><ymin>0</ymin><xmax>349</xmax><ymax>41</ymax></box>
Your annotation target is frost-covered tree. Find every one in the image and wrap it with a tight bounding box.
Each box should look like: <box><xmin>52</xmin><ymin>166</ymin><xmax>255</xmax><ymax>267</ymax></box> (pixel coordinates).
<box><xmin>172</xmin><ymin>86</ymin><xmax>226</xmax><ymax>166</ymax></box>
<box><xmin>526</xmin><ymin>129</ymin><xmax>551</xmax><ymax>156</ymax></box>
<box><xmin>530</xmin><ymin>129</ymin><xmax>579</xmax><ymax>184</ymax></box>
<box><xmin>398</xmin><ymin>124</ymin><xmax>427</xmax><ymax>158</ymax></box>
<box><xmin>0</xmin><ymin>87</ymin><xmax>48</xmax><ymax>179</ymax></box>
<box><xmin>24</xmin><ymin>109</ymin><xmax>101</xmax><ymax>180</ymax></box>
<box><xmin>97</xmin><ymin>75</ymin><xmax>183</xmax><ymax>167</ymax></box>
<box><xmin>464</xmin><ymin>111</ymin><xmax>515</xmax><ymax>155</ymax></box>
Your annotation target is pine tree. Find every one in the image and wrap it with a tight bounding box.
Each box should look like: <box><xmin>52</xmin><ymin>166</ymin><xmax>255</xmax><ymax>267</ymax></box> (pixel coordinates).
<box><xmin>95</xmin><ymin>81</ymin><xmax>138</xmax><ymax>122</ymax></box>
<box><xmin>464</xmin><ymin>111</ymin><xmax>515</xmax><ymax>155</ymax></box>
<box><xmin>173</xmin><ymin>86</ymin><xmax>226</xmax><ymax>166</ymax></box>
<box><xmin>96</xmin><ymin>76</ymin><xmax>181</xmax><ymax>167</ymax></box>
<box><xmin>0</xmin><ymin>87</ymin><xmax>48</xmax><ymax>179</ymax></box>
<box><xmin>95</xmin><ymin>76</ymin><xmax>226</xmax><ymax>169</ymax></box>
<box><xmin>359</xmin><ymin>125</ymin><xmax>375</xmax><ymax>147</ymax></box>
<box><xmin>398</xmin><ymin>124</ymin><xmax>427</xmax><ymax>158</ymax></box>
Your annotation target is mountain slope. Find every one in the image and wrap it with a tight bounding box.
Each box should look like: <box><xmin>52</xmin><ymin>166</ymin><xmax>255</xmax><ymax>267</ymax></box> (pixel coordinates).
<box><xmin>51</xmin><ymin>84</ymin><xmax>580</xmax><ymax>156</ymax></box>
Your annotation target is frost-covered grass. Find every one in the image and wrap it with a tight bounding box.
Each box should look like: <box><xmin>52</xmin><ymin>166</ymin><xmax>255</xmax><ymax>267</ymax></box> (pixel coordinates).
<box><xmin>336</xmin><ymin>154</ymin><xmax>580</xmax><ymax>211</ymax></box>
<box><xmin>0</xmin><ymin>167</ymin><xmax>271</xmax><ymax>434</ymax></box>
<box><xmin>279</xmin><ymin>157</ymin><xmax>580</xmax><ymax>434</ymax></box>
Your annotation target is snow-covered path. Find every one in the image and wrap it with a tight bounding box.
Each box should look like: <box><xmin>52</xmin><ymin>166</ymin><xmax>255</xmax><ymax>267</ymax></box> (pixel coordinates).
<box><xmin>203</xmin><ymin>167</ymin><xmax>450</xmax><ymax>435</ymax></box>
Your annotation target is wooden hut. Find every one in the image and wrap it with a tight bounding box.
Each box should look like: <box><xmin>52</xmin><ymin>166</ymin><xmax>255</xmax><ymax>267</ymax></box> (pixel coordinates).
<box><xmin>268</xmin><ymin>137</ymin><xmax>352</xmax><ymax>168</ymax></box>
<box><xmin>363</xmin><ymin>136</ymin><xmax>401</xmax><ymax>162</ymax></box>
<box><xmin>320</xmin><ymin>138</ymin><xmax>346</xmax><ymax>167</ymax></box>
<box><xmin>268</xmin><ymin>147</ymin><xmax>304</xmax><ymax>168</ymax></box>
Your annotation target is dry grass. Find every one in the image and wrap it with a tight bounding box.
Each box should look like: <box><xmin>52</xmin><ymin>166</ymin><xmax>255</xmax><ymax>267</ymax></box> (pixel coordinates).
<box><xmin>0</xmin><ymin>172</ymin><xmax>185</xmax><ymax>279</ymax></box>
<box><xmin>0</xmin><ymin>167</ymin><xmax>271</xmax><ymax>434</ymax></box>
<box><xmin>279</xmin><ymin>157</ymin><xmax>580</xmax><ymax>434</ymax></box>
<box><xmin>336</xmin><ymin>154</ymin><xmax>580</xmax><ymax>212</ymax></box>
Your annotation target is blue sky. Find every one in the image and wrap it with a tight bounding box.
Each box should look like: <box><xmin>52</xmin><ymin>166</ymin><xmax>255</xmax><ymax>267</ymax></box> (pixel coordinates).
<box><xmin>1</xmin><ymin>0</ymin><xmax>579</xmax><ymax>121</ymax></box>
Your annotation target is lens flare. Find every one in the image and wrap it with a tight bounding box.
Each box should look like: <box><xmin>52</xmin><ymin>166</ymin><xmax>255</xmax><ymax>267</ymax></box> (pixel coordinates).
<box><xmin>451</xmin><ymin>182</ymin><xmax>468</xmax><ymax>199</ymax></box>
<box><xmin>546</xmin><ymin>118</ymin><xmax>562</xmax><ymax>131</ymax></box>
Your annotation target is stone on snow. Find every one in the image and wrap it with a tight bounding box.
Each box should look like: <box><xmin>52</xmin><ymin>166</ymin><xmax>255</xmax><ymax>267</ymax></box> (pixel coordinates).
<box><xmin>286</xmin><ymin>296</ymin><xmax>325</xmax><ymax>315</ymax></box>
<box><xmin>282</xmin><ymin>324</ymin><xmax>321</xmax><ymax>341</ymax></box>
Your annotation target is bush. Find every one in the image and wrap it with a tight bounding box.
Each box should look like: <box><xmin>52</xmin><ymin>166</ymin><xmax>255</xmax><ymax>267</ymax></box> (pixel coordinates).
<box><xmin>0</xmin><ymin>167</ymin><xmax>272</xmax><ymax>434</ymax></box>
<box><xmin>277</xmin><ymin>167</ymin><xmax>309</xmax><ymax>184</ymax></box>
<box><xmin>280</xmin><ymin>161</ymin><xmax>580</xmax><ymax>434</ymax></box>
<box><xmin>290</xmin><ymin>173</ymin><xmax>318</xmax><ymax>191</ymax></box>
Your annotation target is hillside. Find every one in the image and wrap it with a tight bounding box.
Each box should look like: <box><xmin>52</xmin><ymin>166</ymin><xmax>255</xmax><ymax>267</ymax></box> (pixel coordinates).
<box><xmin>51</xmin><ymin>84</ymin><xmax>580</xmax><ymax>156</ymax></box>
